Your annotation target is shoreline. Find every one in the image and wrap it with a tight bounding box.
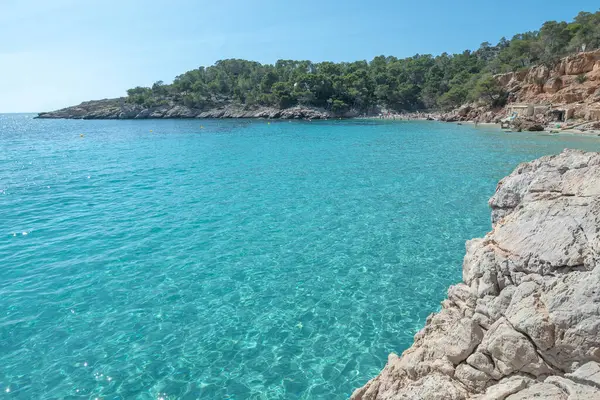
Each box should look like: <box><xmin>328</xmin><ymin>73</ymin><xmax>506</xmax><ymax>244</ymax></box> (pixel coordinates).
<box><xmin>352</xmin><ymin>149</ymin><xmax>600</xmax><ymax>399</ymax></box>
<box><xmin>461</xmin><ymin>120</ymin><xmax>600</xmax><ymax>136</ymax></box>
<box><xmin>359</xmin><ymin>116</ymin><xmax>600</xmax><ymax>137</ymax></box>
<box><xmin>34</xmin><ymin>100</ymin><xmax>600</xmax><ymax>138</ymax></box>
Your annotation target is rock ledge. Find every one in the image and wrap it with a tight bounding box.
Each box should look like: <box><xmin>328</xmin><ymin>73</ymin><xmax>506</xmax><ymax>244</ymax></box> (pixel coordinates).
<box><xmin>352</xmin><ymin>149</ymin><xmax>600</xmax><ymax>400</ymax></box>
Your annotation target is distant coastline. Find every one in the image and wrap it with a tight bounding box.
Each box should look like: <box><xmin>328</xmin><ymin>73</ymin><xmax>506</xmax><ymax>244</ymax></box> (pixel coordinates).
<box><xmin>34</xmin><ymin>99</ymin><xmax>441</xmax><ymax>121</ymax></box>
<box><xmin>37</xmin><ymin>12</ymin><xmax>600</xmax><ymax>139</ymax></box>
<box><xmin>36</xmin><ymin>99</ymin><xmax>349</xmax><ymax>120</ymax></box>
<box><xmin>36</xmin><ymin>10</ymin><xmax>600</xmax><ymax>129</ymax></box>
<box><xmin>34</xmin><ymin>97</ymin><xmax>600</xmax><ymax>136</ymax></box>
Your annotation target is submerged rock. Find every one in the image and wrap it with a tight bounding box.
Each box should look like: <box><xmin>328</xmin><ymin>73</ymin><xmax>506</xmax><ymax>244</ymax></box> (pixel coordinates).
<box><xmin>351</xmin><ymin>149</ymin><xmax>600</xmax><ymax>399</ymax></box>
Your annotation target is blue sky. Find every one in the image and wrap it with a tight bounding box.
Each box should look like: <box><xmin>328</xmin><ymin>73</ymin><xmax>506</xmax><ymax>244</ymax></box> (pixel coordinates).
<box><xmin>1</xmin><ymin>0</ymin><xmax>598</xmax><ymax>112</ymax></box>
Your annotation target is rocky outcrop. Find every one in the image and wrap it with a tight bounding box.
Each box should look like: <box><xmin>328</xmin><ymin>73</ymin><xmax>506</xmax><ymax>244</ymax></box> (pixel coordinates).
<box><xmin>35</xmin><ymin>98</ymin><xmax>143</xmax><ymax>119</ymax></box>
<box><xmin>440</xmin><ymin>50</ymin><xmax>600</xmax><ymax>127</ymax></box>
<box><xmin>510</xmin><ymin>118</ymin><xmax>545</xmax><ymax>132</ymax></box>
<box><xmin>194</xmin><ymin>105</ymin><xmax>334</xmax><ymax>119</ymax></box>
<box><xmin>496</xmin><ymin>49</ymin><xmax>600</xmax><ymax>122</ymax></box>
<box><xmin>351</xmin><ymin>149</ymin><xmax>600</xmax><ymax>400</ymax></box>
<box><xmin>36</xmin><ymin>99</ymin><xmax>338</xmax><ymax>120</ymax></box>
<box><xmin>439</xmin><ymin>105</ymin><xmax>505</xmax><ymax>125</ymax></box>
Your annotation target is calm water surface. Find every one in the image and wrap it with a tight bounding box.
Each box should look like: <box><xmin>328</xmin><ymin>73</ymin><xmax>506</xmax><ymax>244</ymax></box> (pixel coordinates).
<box><xmin>2</xmin><ymin>115</ymin><xmax>600</xmax><ymax>399</ymax></box>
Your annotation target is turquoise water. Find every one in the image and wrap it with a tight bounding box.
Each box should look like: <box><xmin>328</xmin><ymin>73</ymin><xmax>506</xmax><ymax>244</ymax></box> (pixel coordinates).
<box><xmin>2</xmin><ymin>114</ymin><xmax>600</xmax><ymax>399</ymax></box>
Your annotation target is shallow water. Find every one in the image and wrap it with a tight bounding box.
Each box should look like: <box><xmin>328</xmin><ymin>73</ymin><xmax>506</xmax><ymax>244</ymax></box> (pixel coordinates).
<box><xmin>2</xmin><ymin>115</ymin><xmax>600</xmax><ymax>399</ymax></box>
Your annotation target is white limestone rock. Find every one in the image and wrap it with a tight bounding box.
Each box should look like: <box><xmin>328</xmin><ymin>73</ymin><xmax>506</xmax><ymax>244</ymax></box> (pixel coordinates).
<box><xmin>351</xmin><ymin>150</ymin><xmax>600</xmax><ymax>400</ymax></box>
<box><xmin>565</xmin><ymin>362</ymin><xmax>600</xmax><ymax>388</ymax></box>
<box><xmin>476</xmin><ymin>376</ymin><xmax>533</xmax><ymax>400</ymax></box>
<box><xmin>504</xmin><ymin>383</ymin><xmax>566</xmax><ymax>400</ymax></box>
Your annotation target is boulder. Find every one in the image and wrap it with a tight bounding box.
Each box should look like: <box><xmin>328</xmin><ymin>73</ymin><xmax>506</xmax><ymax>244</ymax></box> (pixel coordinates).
<box><xmin>526</xmin><ymin>65</ymin><xmax>550</xmax><ymax>84</ymax></box>
<box><xmin>544</xmin><ymin>375</ymin><xmax>600</xmax><ymax>398</ymax></box>
<box><xmin>457</xmin><ymin>105</ymin><xmax>473</xmax><ymax>117</ymax></box>
<box><xmin>164</xmin><ymin>105</ymin><xmax>197</xmax><ymax>118</ymax></box>
<box><xmin>565</xmin><ymin>51</ymin><xmax>600</xmax><ymax>75</ymax></box>
<box><xmin>543</xmin><ymin>77</ymin><xmax>562</xmax><ymax>94</ymax></box>
<box><xmin>565</xmin><ymin>362</ymin><xmax>600</xmax><ymax>387</ymax></box>
<box><xmin>554</xmin><ymin>59</ymin><xmax>567</xmax><ymax>76</ymax></box>
<box><xmin>504</xmin><ymin>383</ymin><xmax>566</xmax><ymax>400</ymax></box>
<box><xmin>477</xmin><ymin>376</ymin><xmax>533</xmax><ymax>400</ymax></box>
<box><xmin>495</xmin><ymin>73</ymin><xmax>514</xmax><ymax>87</ymax></box>
<box><xmin>149</xmin><ymin>107</ymin><xmax>168</xmax><ymax>118</ymax></box>
<box><xmin>477</xmin><ymin>318</ymin><xmax>553</xmax><ymax>377</ymax></box>
<box><xmin>135</xmin><ymin>109</ymin><xmax>151</xmax><ymax>119</ymax></box>
<box><xmin>510</xmin><ymin>118</ymin><xmax>545</xmax><ymax>132</ymax></box>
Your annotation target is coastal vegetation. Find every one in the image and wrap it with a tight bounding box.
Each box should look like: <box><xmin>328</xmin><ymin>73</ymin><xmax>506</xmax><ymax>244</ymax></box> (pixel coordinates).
<box><xmin>128</xmin><ymin>10</ymin><xmax>599</xmax><ymax>113</ymax></box>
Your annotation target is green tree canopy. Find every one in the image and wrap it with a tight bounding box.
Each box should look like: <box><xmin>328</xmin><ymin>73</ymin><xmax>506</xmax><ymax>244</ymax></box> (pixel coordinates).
<box><xmin>125</xmin><ymin>10</ymin><xmax>600</xmax><ymax>112</ymax></box>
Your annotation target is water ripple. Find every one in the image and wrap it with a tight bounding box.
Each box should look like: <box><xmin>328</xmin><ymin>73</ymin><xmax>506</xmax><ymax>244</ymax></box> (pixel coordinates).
<box><xmin>2</xmin><ymin>115</ymin><xmax>600</xmax><ymax>399</ymax></box>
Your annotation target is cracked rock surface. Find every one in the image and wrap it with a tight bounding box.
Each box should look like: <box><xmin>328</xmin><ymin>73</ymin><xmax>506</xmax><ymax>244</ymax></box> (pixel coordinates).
<box><xmin>351</xmin><ymin>150</ymin><xmax>600</xmax><ymax>400</ymax></box>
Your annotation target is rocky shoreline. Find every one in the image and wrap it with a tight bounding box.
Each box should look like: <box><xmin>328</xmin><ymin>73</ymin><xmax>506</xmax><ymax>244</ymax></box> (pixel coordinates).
<box><xmin>35</xmin><ymin>98</ymin><xmax>350</xmax><ymax>120</ymax></box>
<box><xmin>37</xmin><ymin>50</ymin><xmax>600</xmax><ymax>131</ymax></box>
<box><xmin>35</xmin><ymin>99</ymin><xmax>444</xmax><ymax>122</ymax></box>
<box><xmin>351</xmin><ymin>149</ymin><xmax>600</xmax><ymax>399</ymax></box>
<box><xmin>35</xmin><ymin>98</ymin><xmax>600</xmax><ymax>137</ymax></box>
<box><xmin>436</xmin><ymin>104</ymin><xmax>600</xmax><ymax>134</ymax></box>
<box><xmin>37</xmin><ymin>98</ymin><xmax>600</xmax><ymax>136</ymax></box>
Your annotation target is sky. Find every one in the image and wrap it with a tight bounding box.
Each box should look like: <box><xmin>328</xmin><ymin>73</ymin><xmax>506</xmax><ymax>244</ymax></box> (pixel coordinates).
<box><xmin>1</xmin><ymin>0</ymin><xmax>599</xmax><ymax>113</ymax></box>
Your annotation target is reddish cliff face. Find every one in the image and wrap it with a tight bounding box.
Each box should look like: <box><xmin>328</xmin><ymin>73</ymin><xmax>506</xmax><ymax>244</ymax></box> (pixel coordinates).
<box><xmin>497</xmin><ymin>50</ymin><xmax>600</xmax><ymax>121</ymax></box>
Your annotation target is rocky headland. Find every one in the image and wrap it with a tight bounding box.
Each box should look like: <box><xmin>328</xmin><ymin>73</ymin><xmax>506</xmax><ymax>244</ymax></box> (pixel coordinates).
<box><xmin>35</xmin><ymin>99</ymin><xmax>345</xmax><ymax>120</ymax></box>
<box><xmin>351</xmin><ymin>149</ymin><xmax>600</xmax><ymax>399</ymax></box>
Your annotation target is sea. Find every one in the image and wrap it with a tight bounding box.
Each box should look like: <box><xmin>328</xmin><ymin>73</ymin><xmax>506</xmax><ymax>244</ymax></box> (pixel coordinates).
<box><xmin>2</xmin><ymin>114</ymin><xmax>600</xmax><ymax>399</ymax></box>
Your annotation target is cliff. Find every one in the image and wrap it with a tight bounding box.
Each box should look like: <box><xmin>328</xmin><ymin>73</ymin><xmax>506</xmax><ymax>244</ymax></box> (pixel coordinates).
<box><xmin>36</xmin><ymin>99</ymin><xmax>344</xmax><ymax>120</ymax></box>
<box><xmin>352</xmin><ymin>149</ymin><xmax>600</xmax><ymax>399</ymax></box>
<box><xmin>498</xmin><ymin>49</ymin><xmax>600</xmax><ymax>121</ymax></box>
<box><xmin>442</xmin><ymin>50</ymin><xmax>600</xmax><ymax>128</ymax></box>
